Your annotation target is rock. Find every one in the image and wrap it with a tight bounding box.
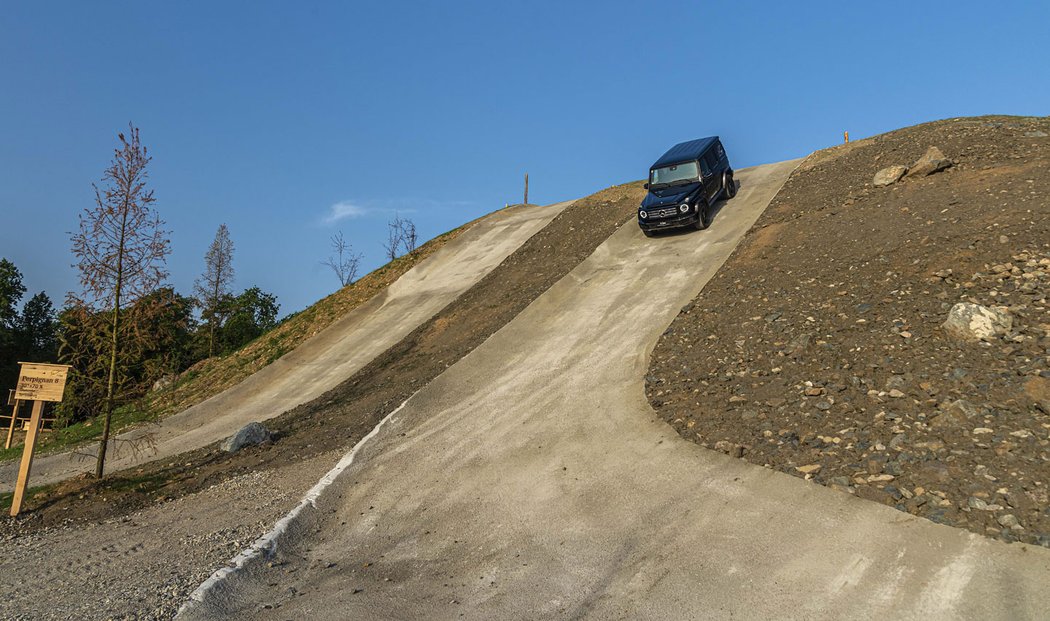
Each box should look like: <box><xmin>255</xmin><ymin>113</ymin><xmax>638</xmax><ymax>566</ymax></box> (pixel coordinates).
<box><xmin>713</xmin><ymin>440</ymin><xmax>745</xmax><ymax>458</ymax></box>
<box><xmin>997</xmin><ymin>514</ymin><xmax>1020</xmax><ymax>529</ymax></box>
<box><xmin>855</xmin><ymin>485</ymin><xmax>895</xmax><ymax>506</ymax></box>
<box><xmin>967</xmin><ymin>496</ymin><xmax>988</xmax><ymax>510</ymax></box>
<box><xmin>1023</xmin><ymin>376</ymin><xmax>1050</xmax><ymax>413</ymax></box>
<box><xmin>933</xmin><ymin>399</ymin><xmax>980</xmax><ymax>427</ymax></box>
<box><xmin>919</xmin><ymin>461</ymin><xmax>952</xmax><ymax>483</ymax></box>
<box><xmin>941</xmin><ymin>303</ymin><xmax>1013</xmax><ymax>341</ymax></box>
<box><xmin>865</xmin><ymin>455</ymin><xmax>887</xmax><ymax>475</ymax></box>
<box><xmin>151</xmin><ymin>374</ymin><xmax>177</xmax><ymax>392</ymax></box>
<box><xmin>885</xmin><ymin>376</ymin><xmax>907</xmax><ymax>391</ymax></box>
<box><xmin>888</xmin><ymin>389</ymin><xmax>905</xmax><ymax>399</ymax></box>
<box><xmin>1024</xmin><ymin>130</ymin><xmax>1048</xmax><ymax>138</ymax></box>
<box><xmin>787</xmin><ymin>333</ymin><xmax>812</xmax><ymax>356</ymax></box>
<box><xmin>796</xmin><ymin>464</ymin><xmax>822</xmax><ymax>475</ymax></box>
<box><xmin>221</xmin><ymin>422</ymin><xmax>272</xmax><ymax>453</ymax></box>
<box><xmin>905</xmin><ymin>146</ymin><xmax>952</xmax><ymax>178</ymax></box>
<box><xmin>873</xmin><ymin>165</ymin><xmax>908</xmax><ymax>187</ymax></box>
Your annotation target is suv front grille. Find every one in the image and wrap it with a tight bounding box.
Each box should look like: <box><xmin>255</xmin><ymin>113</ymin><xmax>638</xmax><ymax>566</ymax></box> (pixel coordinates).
<box><xmin>648</xmin><ymin>206</ymin><xmax>680</xmax><ymax>219</ymax></box>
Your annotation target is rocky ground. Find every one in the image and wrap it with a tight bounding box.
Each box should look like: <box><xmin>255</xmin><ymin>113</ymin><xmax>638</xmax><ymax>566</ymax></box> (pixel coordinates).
<box><xmin>0</xmin><ymin>450</ymin><xmax>340</xmax><ymax>620</ymax></box>
<box><xmin>0</xmin><ymin>184</ymin><xmax>643</xmax><ymax>619</ymax></box>
<box><xmin>648</xmin><ymin>115</ymin><xmax>1050</xmax><ymax>547</ymax></box>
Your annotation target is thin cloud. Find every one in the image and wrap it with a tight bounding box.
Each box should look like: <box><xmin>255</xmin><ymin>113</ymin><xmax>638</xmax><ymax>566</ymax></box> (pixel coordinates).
<box><xmin>322</xmin><ymin>201</ymin><xmax>371</xmax><ymax>225</ymax></box>
<box><xmin>321</xmin><ymin>197</ymin><xmax>470</xmax><ymax>227</ymax></box>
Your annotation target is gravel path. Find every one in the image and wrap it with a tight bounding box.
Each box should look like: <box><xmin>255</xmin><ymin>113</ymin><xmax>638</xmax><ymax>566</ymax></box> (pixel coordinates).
<box><xmin>0</xmin><ymin>451</ymin><xmax>336</xmax><ymax>620</ymax></box>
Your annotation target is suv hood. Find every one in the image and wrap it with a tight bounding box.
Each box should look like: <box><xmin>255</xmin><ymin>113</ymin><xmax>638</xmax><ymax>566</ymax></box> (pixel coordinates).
<box><xmin>640</xmin><ymin>181</ymin><xmax>702</xmax><ymax>209</ymax></box>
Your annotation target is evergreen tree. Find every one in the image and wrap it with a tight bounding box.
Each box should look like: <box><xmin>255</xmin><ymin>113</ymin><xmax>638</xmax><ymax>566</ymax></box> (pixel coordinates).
<box><xmin>0</xmin><ymin>259</ymin><xmax>27</xmax><ymax>390</ymax></box>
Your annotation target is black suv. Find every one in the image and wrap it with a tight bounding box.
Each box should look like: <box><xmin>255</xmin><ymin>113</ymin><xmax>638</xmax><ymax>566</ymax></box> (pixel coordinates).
<box><xmin>638</xmin><ymin>137</ymin><xmax>735</xmax><ymax>236</ymax></box>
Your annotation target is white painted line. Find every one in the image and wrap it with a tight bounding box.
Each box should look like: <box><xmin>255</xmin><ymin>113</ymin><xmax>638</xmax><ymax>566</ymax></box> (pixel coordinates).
<box><xmin>176</xmin><ymin>396</ymin><xmax>413</xmax><ymax>617</ymax></box>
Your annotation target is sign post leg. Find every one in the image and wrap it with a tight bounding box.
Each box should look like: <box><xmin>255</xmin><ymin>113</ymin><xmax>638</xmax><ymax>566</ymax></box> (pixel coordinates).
<box><xmin>5</xmin><ymin>400</ymin><xmax>20</xmax><ymax>450</ymax></box>
<box><xmin>10</xmin><ymin>401</ymin><xmax>43</xmax><ymax>517</ymax></box>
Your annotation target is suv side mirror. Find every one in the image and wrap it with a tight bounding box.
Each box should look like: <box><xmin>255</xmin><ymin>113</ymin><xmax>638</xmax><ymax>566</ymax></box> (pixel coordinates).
<box><xmin>643</xmin><ymin>182</ymin><xmax>649</xmax><ymax>190</ymax></box>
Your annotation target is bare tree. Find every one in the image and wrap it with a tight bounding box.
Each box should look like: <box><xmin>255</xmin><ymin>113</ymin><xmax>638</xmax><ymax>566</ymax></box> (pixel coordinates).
<box><xmin>194</xmin><ymin>224</ymin><xmax>234</xmax><ymax>357</ymax></box>
<box><xmin>70</xmin><ymin>124</ymin><xmax>169</xmax><ymax>478</ymax></box>
<box><xmin>383</xmin><ymin>215</ymin><xmax>418</xmax><ymax>260</ymax></box>
<box><xmin>322</xmin><ymin>231</ymin><xmax>362</xmax><ymax>287</ymax></box>
<box><xmin>383</xmin><ymin>217</ymin><xmax>404</xmax><ymax>261</ymax></box>
<box><xmin>402</xmin><ymin>218</ymin><xmax>418</xmax><ymax>254</ymax></box>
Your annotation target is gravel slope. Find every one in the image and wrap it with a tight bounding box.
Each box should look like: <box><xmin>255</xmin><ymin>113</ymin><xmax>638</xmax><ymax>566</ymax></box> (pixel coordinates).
<box><xmin>648</xmin><ymin>115</ymin><xmax>1050</xmax><ymax>546</ymax></box>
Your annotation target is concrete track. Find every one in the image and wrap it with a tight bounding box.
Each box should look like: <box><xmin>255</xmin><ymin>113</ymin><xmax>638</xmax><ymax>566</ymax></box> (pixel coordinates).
<box><xmin>0</xmin><ymin>201</ymin><xmax>571</xmax><ymax>491</ymax></box>
<box><xmin>185</xmin><ymin>161</ymin><xmax>1050</xmax><ymax>620</ymax></box>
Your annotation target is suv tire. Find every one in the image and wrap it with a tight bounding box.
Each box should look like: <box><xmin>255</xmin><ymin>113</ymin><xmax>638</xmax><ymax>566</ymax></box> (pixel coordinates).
<box><xmin>723</xmin><ymin>172</ymin><xmax>737</xmax><ymax>199</ymax></box>
<box><xmin>693</xmin><ymin>203</ymin><xmax>710</xmax><ymax>230</ymax></box>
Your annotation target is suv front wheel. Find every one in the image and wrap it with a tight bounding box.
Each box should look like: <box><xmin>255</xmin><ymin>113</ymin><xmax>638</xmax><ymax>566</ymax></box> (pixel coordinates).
<box><xmin>693</xmin><ymin>203</ymin><xmax>710</xmax><ymax>230</ymax></box>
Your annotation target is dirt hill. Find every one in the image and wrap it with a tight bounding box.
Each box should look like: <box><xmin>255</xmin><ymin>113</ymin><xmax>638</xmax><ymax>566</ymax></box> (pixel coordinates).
<box><xmin>648</xmin><ymin>115</ymin><xmax>1050</xmax><ymax>547</ymax></box>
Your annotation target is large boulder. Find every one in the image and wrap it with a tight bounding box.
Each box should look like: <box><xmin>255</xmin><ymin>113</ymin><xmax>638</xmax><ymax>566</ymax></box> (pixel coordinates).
<box><xmin>221</xmin><ymin>421</ymin><xmax>272</xmax><ymax>453</ymax></box>
<box><xmin>906</xmin><ymin>146</ymin><xmax>952</xmax><ymax>178</ymax></box>
<box><xmin>941</xmin><ymin>303</ymin><xmax>1013</xmax><ymax>341</ymax></box>
<box><xmin>873</xmin><ymin>165</ymin><xmax>908</xmax><ymax>187</ymax></box>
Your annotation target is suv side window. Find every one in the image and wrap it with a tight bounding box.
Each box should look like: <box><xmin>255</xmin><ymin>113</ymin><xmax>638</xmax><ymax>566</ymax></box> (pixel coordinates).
<box><xmin>714</xmin><ymin>142</ymin><xmax>725</xmax><ymax>161</ymax></box>
<box><xmin>699</xmin><ymin>157</ymin><xmax>711</xmax><ymax>177</ymax></box>
<box><xmin>702</xmin><ymin>150</ymin><xmax>719</xmax><ymax>175</ymax></box>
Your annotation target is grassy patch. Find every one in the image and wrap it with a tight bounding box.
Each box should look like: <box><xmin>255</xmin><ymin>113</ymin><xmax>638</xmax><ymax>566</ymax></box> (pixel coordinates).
<box><xmin>0</xmin><ymin>402</ymin><xmax>156</xmax><ymax>462</ymax></box>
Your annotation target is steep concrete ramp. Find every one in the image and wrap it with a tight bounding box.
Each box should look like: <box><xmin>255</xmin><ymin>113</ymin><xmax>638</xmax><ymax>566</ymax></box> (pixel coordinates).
<box><xmin>1</xmin><ymin>201</ymin><xmax>571</xmax><ymax>490</ymax></box>
<box><xmin>187</xmin><ymin>161</ymin><xmax>1050</xmax><ymax>620</ymax></box>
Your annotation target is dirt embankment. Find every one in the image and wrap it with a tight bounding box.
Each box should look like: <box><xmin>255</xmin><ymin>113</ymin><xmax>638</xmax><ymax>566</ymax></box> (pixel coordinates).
<box><xmin>648</xmin><ymin>115</ymin><xmax>1050</xmax><ymax>547</ymax></box>
<box><xmin>7</xmin><ymin>182</ymin><xmax>644</xmax><ymax>531</ymax></box>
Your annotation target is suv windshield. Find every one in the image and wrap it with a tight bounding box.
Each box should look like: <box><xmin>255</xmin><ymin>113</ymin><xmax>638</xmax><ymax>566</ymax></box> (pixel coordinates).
<box><xmin>650</xmin><ymin>161</ymin><xmax>699</xmax><ymax>186</ymax></box>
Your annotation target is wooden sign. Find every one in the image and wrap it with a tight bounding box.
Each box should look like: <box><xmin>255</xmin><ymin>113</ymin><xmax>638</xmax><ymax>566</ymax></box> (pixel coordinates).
<box><xmin>9</xmin><ymin>362</ymin><xmax>71</xmax><ymax>516</ymax></box>
<box><xmin>14</xmin><ymin>362</ymin><xmax>70</xmax><ymax>403</ymax></box>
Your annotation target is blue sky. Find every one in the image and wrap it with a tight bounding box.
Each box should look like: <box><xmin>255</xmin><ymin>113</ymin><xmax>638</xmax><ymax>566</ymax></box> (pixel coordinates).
<box><xmin>1</xmin><ymin>1</ymin><xmax>1047</xmax><ymax>315</ymax></box>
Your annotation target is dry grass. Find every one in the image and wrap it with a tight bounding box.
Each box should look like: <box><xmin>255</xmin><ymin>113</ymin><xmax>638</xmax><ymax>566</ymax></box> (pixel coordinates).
<box><xmin>141</xmin><ymin>219</ymin><xmax>480</xmax><ymax>420</ymax></box>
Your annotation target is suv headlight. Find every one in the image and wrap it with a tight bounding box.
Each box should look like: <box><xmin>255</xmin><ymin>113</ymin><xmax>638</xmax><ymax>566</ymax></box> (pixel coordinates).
<box><xmin>679</xmin><ymin>203</ymin><xmax>690</xmax><ymax>213</ymax></box>
<box><xmin>639</xmin><ymin>210</ymin><xmax>648</xmax><ymax>219</ymax></box>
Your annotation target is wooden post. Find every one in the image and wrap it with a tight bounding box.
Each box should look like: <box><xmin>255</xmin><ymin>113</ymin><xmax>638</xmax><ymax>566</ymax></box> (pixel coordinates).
<box><xmin>5</xmin><ymin>399</ymin><xmax>20</xmax><ymax>450</ymax></box>
<box><xmin>844</xmin><ymin>131</ymin><xmax>850</xmax><ymax>143</ymax></box>
<box><xmin>524</xmin><ymin>172</ymin><xmax>529</xmax><ymax>206</ymax></box>
<box><xmin>10</xmin><ymin>400</ymin><xmax>44</xmax><ymax>516</ymax></box>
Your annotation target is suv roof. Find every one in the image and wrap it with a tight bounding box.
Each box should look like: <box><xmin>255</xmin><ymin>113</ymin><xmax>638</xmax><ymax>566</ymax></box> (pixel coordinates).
<box><xmin>651</xmin><ymin>136</ymin><xmax>719</xmax><ymax>169</ymax></box>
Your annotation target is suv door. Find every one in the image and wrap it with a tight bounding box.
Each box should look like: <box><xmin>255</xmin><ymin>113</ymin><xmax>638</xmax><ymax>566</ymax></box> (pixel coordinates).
<box><xmin>701</xmin><ymin>150</ymin><xmax>721</xmax><ymax>202</ymax></box>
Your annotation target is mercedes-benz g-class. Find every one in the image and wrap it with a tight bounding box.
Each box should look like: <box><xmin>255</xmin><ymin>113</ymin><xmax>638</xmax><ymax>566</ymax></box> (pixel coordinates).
<box><xmin>638</xmin><ymin>137</ymin><xmax>735</xmax><ymax>236</ymax></box>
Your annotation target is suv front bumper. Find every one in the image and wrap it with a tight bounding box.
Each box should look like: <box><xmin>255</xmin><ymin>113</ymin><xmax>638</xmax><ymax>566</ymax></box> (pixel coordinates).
<box><xmin>638</xmin><ymin>211</ymin><xmax>700</xmax><ymax>232</ymax></box>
